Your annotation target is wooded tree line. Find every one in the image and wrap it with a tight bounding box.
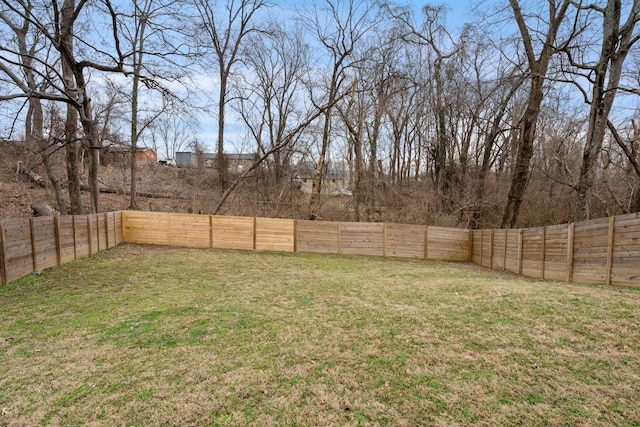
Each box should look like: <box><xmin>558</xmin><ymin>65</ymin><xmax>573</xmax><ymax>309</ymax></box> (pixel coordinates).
<box><xmin>1</xmin><ymin>0</ymin><xmax>639</xmax><ymax>228</ymax></box>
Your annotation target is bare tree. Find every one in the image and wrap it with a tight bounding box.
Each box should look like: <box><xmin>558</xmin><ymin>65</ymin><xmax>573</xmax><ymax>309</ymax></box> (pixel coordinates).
<box><xmin>500</xmin><ymin>0</ymin><xmax>573</xmax><ymax>228</ymax></box>
<box><xmin>302</xmin><ymin>0</ymin><xmax>379</xmax><ymax>219</ymax></box>
<box><xmin>0</xmin><ymin>0</ymin><xmax>135</xmax><ymax>213</ymax></box>
<box><xmin>149</xmin><ymin>113</ymin><xmax>196</xmax><ymax>161</ymax></box>
<box><xmin>112</xmin><ymin>0</ymin><xmax>194</xmax><ymax>209</ymax></box>
<box><xmin>194</xmin><ymin>0</ymin><xmax>268</xmax><ymax>188</ymax></box>
<box><xmin>0</xmin><ymin>1</ymin><xmax>68</xmax><ymax>213</ymax></box>
<box><xmin>570</xmin><ymin>0</ymin><xmax>640</xmax><ymax>221</ymax></box>
<box><xmin>234</xmin><ymin>21</ymin><xmax>309</xmax><ymax>186</ymax></box>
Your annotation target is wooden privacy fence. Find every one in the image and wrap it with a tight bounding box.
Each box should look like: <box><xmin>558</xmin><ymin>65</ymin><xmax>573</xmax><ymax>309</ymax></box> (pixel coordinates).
<box><xmin>472</xmin><ymin>212</ymin><xmax>640</xmax><ymax>287</ymax></box>
<box><xmin>0</xmin><ymin>212</ymin><xmax>123</xmax><ymax>286</ymax></box>
<box><xmin>2</xmin><ymin>210</ymin><xmax>639</xmax><ymax>287</ymax></box>
<box><xmin>121</xmin><ymin>211</ymin><xmax>471</xmax><ymax>261</ymax></box>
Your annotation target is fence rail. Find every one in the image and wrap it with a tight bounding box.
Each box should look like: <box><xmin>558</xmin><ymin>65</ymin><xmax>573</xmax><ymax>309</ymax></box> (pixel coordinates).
<box><xmin>0</xmin><ymin>212</ymin><xmax>123</xmax><ymax>285</ymax></box>
<box><xmin>1</xmin><ymin>210</ymin><xmax>639</xmax><ymax>287</ymax></box>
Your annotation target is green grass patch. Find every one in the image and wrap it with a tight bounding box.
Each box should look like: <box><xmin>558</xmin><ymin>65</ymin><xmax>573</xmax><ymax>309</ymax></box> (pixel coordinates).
<box><xmin>0</xmin><ymin>244</ymin><xmax>639</xmax><ymax>426</ymax></box>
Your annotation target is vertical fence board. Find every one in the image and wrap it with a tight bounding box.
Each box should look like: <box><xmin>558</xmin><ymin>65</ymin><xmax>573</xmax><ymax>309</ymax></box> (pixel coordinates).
<box><xmin>567</xmin><ymin>223</ymin><xmax>575</xmax><ymax>282</ymax></box>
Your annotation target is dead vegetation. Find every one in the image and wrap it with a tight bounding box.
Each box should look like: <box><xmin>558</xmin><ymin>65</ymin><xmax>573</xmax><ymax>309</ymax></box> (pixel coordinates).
<box><xmin>0</xmin><ymin>141</ymin><xmax>622</xmax><ymax>227</ymax></box>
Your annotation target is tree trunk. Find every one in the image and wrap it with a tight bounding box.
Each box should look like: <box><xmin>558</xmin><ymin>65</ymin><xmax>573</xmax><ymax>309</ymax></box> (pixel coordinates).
<box><xmin>61</xmin><ymin>0</ymin><xmax>82</xmax><ymax>214</ymax></box>
<box><xmin>217</xmin><ymin>72</ymin><xmax>228</xmax><ymax>188</ymax></box>
<box><xmin>500</xmin><ymin>0</ymin><xmax>570</xmax><ymax>228</ymax></box>
<box><xmin>501</xmin><ymin>75</ymin><xmax>544</xmax><ymax>228</ymax></box>
<box><xmin>130</xmin><ymin>70</ymin><xmax>140</xmax><ymax>210</ymax></box>
<box><xmin>309</xmin><ymin>105</ymin><xmax>332</xmax><ymax>219</ymax></box>
<box><xmin>573</xmin><ymin>0</ymin><xmax>637</xmax><ymax>221</ymax></box>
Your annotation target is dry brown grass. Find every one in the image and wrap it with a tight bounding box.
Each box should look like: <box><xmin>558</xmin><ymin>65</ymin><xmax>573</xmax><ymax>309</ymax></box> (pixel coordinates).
<box><xmin>0</xmin><ymin>244</ymin><xmax>639</xmax><ymax>426</ymax></box>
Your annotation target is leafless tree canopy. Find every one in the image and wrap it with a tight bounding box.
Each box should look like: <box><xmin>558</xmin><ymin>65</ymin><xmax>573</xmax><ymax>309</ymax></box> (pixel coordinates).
<box><xmin>1</xmin><ymin>0</ymin><xmax>639</xmax><ymax>226</ymax></box>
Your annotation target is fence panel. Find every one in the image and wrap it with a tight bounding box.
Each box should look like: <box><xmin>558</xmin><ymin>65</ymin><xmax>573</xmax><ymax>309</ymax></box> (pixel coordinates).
<box><xmin>255</xmin><ymin>218</ymin><xmax>295</xmax><ymax>252</ymax></box>
<box><xmin>340</xmin><ymin>222</ymin><xmax>384</xmax><ymax>256</ymax></box>
<box><xmin>572</xmin><ymin>217</ymin><xmax>609</xmax><ymax>284</ymax></box>
<box><xmin>544</xmin><ymin>224</ymin><xmax>569</xmax><ymax>281</ymax></box>
<box><xmin>2</xmin><ymin>218</ymin><xmax>33</xmax><ymax>283</ymax></box>
<box><xmin>386</xmin><ymin>224</ymin><xmax>425</xmax><ymax>258</ymax></box>
<box><xmin>211</xmin><ymin>216</ymin><xmax>254</xmax><ymax>250</ymax></box>
<box><xmin>296</xmin><ymin>220</ymin><xmax>340</xmax><ymax>254</ymax></box>
<box><xmin>58</xmin><ymin>215</ymin><xmax>77</xmax><ymax>263</ymax></box>
<box><xmin>169</xmin><ymin>213</ymin><xmax>211</xmax><ymax>248</ymax></box>
<box><xmin>32</xmin><ymin>216</ymin><xmax>58</xmax><ymax>272</ymax></box>
<box><xmin>428</xmin><ymin>227</ymin><xmax>470</xmax><ymax>261</ymax></box>
<box><xmin>471</xmin><ymin>230</ymin><xmax>482</xmax><ymax>264</ymax></box>
<box><xmin>114</xmin><ymin>210</ymin><xmax>123</xmax><ymax>245</ymax></box>
<box><xmin>492</xmin><ymin>229</ymin><xmax>507</xmax><ymax>269</ymax></box>
<box><xmin>611</xmin><ymin>214</ymin><xmax>640</xmax><ymax>286</ymax></box>
<box><xmin>521</xmin><ymin>228</ymin><xmax>543</xmax><ymax>278</ymax></box>
<box><xmin>74</xmin><ymin>215</ymin><xmax>91</xmax><ymax>259</ymax></box>
<box><xmin>96</xmin><ymin>213</ymin><xmax>107</xmax><ymax>252</ymax></box>
<box><xmin>122</xmin><ymin>211</ymin><xmax>170</xmax><ymax>245</ymax></box>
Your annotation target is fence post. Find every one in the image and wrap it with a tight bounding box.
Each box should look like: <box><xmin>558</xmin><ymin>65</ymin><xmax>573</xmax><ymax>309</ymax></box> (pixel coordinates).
<box><xmin>424</xmin><ymin>226</ymin><xmax>429</xmax><ymax>260</ymax></box>
<box><xmin>606</xmin><ymin>216</ymin><xmax>615</xmax><ymax>286</ymax></box>
<box><xmin>567</xmin><ymin>223</ymin><xmax>575</xmax><ymax>282</ymax></box>
<box><xmin>517</xmin><ymin>229</ymin><xmax>524</xmax><ymax>275</ymax></box>
<box><xmin>104</xmin><ymin>213</ymin><xmax>110</xmax><ymax>249</ymax></box>
<box><xmin>503</xmin><ymin>230</ymin><xmax>508</xmax><ymax>270</ymax></box>
<box><xmin>0</xmin><ymin>221</ymin><xmax>8</xmax><ymax>286</ymax></box>
<box><xmin>252</xmin><ymin>217</ymin><xmax>257</xmax><ymax>251</ymax></box>
<box><xmin>478</xmin><ymin>230</ymin><xmax>483</xmax><ymax>266</ymax></box>
<box><xmin>87</xmin><ymin>215</ymin><xmax>93</xmax><ymax>256</ymax></box>
<box><xmin>72</xmin><ymin>215</ymin><xmax>78</xmax><ymax>260</ymax></box>
<box><xmin>30</xmin><ymin>217</ymin><xmax>37</xmax><ymax>272</ymax></box>
<box><xmin>293</xmin><ymin>219</ymin><xmax>298</xmax><ymax>253</ymax></box>
<box><xmin>541</xmin><ymin>227</ymin><xmax>546</xmax><ymax>279</ymax></box>
<box><xmin>54</xmin><ymin>215</ymin><xmax>62</xmax><ymax>265</ymax></box>
<box><xmin>489</xmin><ymin>230</ymin><xmax>494</xmax><ymax>268</ymax></box>
<box><xmin>209</xmin><ymin>215</ymin><xmax>214</xmax><ymax>249</ymax></box>
<box><xmin>383</xmin><ymin>223</ymin><xmax>387</xmax><ymax>257</ymax></box>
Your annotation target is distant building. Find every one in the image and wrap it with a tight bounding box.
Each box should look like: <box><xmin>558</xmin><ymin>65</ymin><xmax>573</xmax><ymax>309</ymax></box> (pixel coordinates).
<box><xmin>296</xmin><ymin>170</ymin><xmax>348</xmax><ymax>196</ymax></box>
<box><xmin>176</xmin><ymin>151</ymin><xmax>255</xmax><ymax>173</ymax></box>
<box><xmin>176</xmin><ymin>151</ymin><xmax>198</xmax><ymax>168</ymax></box>
<box><xmin>102</xmin><ymin>145</ymin><xmax>157</xmax><ymax>165</ymax></box>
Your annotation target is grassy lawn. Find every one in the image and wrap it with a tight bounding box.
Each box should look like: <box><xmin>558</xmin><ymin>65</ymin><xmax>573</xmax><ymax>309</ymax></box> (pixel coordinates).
<box><xmin>1</xmin><ymin>244</ymin><xmax>639</xmax><ymax>426</ymax></box>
